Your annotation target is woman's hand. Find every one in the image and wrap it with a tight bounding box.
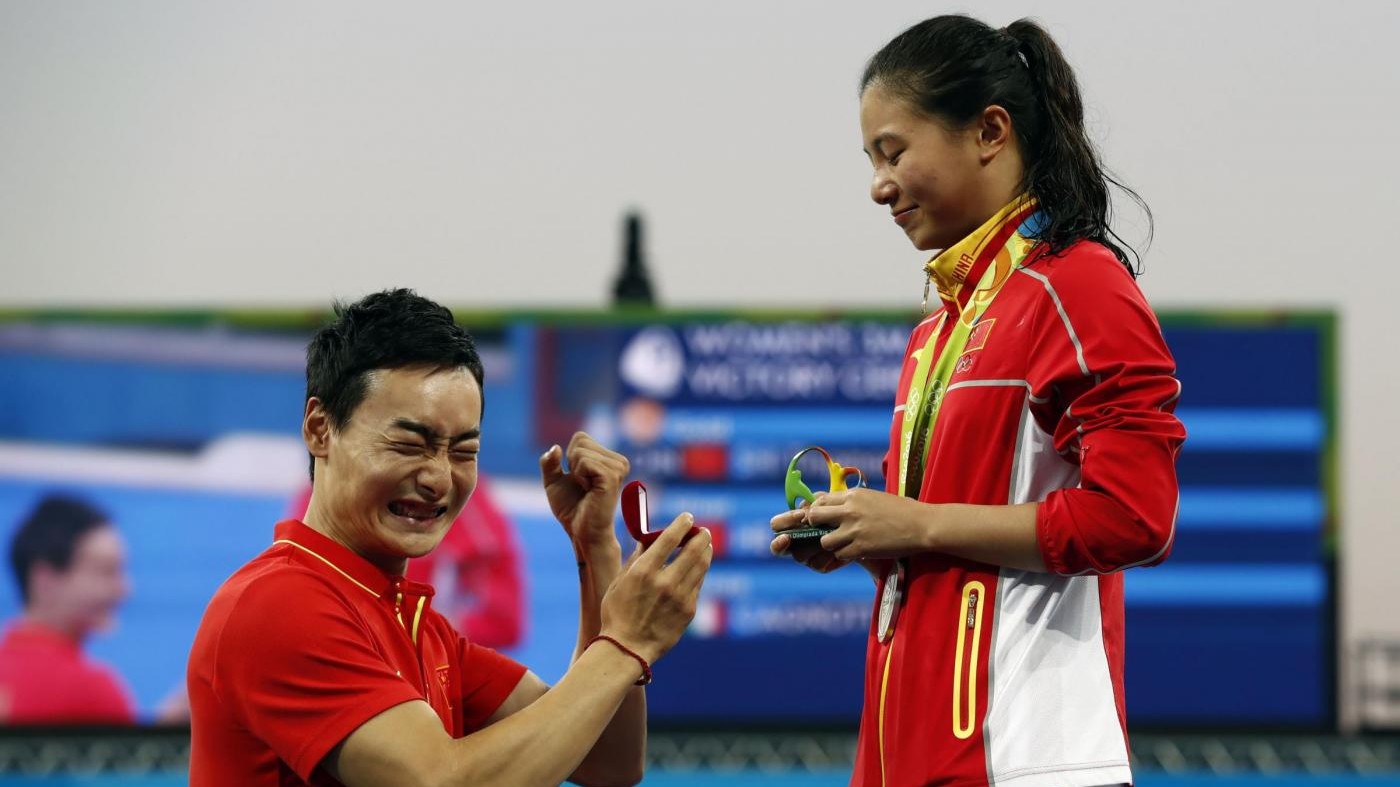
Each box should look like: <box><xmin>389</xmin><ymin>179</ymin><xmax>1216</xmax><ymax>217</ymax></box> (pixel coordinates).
<box><xmin>801</xmin><ymin>488</ymin><xmax>933</xmax><ymax>562</ymax></box>
<box><xmin>770</xmin><ymin>504</ymin><xmax>849</xmax><ymax>574</ymax></box>
<box><xmin>778</xmin><ymin>486</ymin><xmax>1049</xmax><ymax>572</ymax></box>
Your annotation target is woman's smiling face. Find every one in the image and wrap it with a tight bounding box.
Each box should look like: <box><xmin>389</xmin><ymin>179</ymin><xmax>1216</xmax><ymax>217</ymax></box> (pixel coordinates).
<box><xmin>861</xmin><ymin>82</ymin><xmax>995</xmax><ymax>252</ymax></box>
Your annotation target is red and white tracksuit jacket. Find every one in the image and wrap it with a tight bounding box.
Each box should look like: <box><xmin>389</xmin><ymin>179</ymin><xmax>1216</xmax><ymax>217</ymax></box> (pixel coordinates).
<box><xmin>852</xmin><ymin>240</ymin><xmax>1185</xmax><ymax>787</ymax></box>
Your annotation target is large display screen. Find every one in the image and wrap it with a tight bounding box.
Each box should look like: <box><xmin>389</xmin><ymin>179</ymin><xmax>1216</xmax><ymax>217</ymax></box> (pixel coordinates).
<box><xmin>0</xmin><ymin>310</ymin><xmax>1334</xmax><ymax>727</ymax></box>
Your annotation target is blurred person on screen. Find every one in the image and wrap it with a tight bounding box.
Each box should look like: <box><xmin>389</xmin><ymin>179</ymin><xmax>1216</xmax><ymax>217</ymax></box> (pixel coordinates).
<box><xmin>287</xmin><ymin>472</ymin><xmax>526</xmax><ymax>650</ymax></box>
<box><xmin>188</xmin><ymin>289</ymin><xmax>712</xmax><ymax>787</ymax></box>
<box><xmin>0</xmin><ymin>494</ymin><xmax>135</xmax><ymax>725</ymax></box>
<box><xmin>770</xmin><ymin>15</ymin><xmax>1185</xmax><ymax>787</ymax></box>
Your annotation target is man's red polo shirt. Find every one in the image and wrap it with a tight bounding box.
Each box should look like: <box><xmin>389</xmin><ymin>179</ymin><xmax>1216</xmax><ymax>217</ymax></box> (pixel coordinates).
<box><xmin>187</xmin><ymin>520</ymin><xmax>527</xmax><ymax>786</ymax></box>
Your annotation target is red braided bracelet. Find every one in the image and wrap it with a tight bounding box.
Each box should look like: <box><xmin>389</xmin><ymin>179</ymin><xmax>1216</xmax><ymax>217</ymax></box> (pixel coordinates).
<box><xmin>590</xmin><ymin>635</ymin><xmax>652</xmax><ymax>686</ymax></box>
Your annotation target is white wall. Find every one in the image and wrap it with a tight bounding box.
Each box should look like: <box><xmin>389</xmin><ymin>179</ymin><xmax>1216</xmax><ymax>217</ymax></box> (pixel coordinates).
<box><xmin>3</xmin><ymin>0</ymin><xmax>1397</xmax><ymax>725</ymax></box>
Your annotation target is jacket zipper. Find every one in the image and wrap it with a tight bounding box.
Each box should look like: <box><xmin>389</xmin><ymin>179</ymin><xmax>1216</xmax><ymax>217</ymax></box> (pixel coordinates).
<box><xmin>953</xmin><ymin>581</ymin><xmax>985</xmax><ymax>740</ymax></box>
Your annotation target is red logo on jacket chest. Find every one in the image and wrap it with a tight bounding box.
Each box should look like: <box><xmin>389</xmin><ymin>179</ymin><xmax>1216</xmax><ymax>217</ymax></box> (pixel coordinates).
<box><xmin>954</xmin><ymin>318</ymin><xmax>996</xmax><ymax>377</ymax></box>
<box><xmin>965</xmin><ymin>318</ymin><xmax>995</xmax><ymax>351</ymax></box>
<box><xmin>435</xmin><ymin>665</ymin><xmax>454</xmax><ymax>714</ymax></box>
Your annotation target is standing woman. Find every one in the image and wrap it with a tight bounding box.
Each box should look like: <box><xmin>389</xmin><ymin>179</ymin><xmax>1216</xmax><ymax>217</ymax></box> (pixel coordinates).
<box><xmin>771</xmin><ymin>15</ymin><xmax>1185</xmax><ymax>787</ymax></box>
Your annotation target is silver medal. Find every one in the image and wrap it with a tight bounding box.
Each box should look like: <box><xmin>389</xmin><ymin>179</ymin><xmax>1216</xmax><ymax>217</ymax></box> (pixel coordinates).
<box><xmin>877</xmin><ymin>563</ymin><xmax>902</xmax><ymax>643</ymax></box>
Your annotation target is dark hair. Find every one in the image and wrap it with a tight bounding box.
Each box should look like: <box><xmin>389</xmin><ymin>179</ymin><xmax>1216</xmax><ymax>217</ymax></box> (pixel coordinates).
<box><xmin>305</xmin><ymin>288</ymin><xmax>485</xmax><ymax>478</ymax></box>
<box><xmin>861</xmin><ymin>15</ymin><xmax>1151</xmax><ymax>275</ymax></box>
<box><xmin>9</xmin><ymin>495</ymin><xmax>111</xmax><ymax>605</ymax></box>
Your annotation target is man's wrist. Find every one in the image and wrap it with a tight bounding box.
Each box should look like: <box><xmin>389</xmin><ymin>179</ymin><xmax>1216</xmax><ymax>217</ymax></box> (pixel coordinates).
<box><xmin>575</xmin><ymin>534</ymin><xmax>623</xmax><ymax>563</ymax></box>
<box><xmin>589</xmin><ymin>634</ymin><xmax>653</xmax><ymax>686</ymax></box>
<box><xmin>595</xmin><ymin>630</ymin><xmax>660</xmax><ymax>668</ymax></box>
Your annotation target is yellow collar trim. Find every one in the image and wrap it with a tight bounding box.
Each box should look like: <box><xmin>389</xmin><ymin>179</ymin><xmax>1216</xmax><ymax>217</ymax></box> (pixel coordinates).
<box><xmin>924</xmin><ymin>194</ymin><xmax>1037</xmax><ymax>304</ymax></box>
<box><xmin>273</xmin><ymin>539</ymin><xmax>381</xmax><ymax>599</ymax></box>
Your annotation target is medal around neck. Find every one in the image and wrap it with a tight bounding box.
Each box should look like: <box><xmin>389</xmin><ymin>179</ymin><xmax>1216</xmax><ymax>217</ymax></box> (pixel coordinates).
<box><xmin>877</xmin><ymin>561</ymin><xmax>904</xmax><ymax>643</ymax></box>
<box><xmin>783</xmin><ymin>446</ymin><xmax>864</xmax><ymax>543</ymax></box>
<box><xmin>621</xmin><ymin>480</ymin><xmax>700</xmax><ymax>547</ymax></box>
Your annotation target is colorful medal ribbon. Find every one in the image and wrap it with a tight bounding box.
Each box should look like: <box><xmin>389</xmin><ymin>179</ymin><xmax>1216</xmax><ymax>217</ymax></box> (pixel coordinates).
<box><xmin>897</xmin><ymin>195</ymin><xmax>1043</xmax><ymax>499</ymax></box>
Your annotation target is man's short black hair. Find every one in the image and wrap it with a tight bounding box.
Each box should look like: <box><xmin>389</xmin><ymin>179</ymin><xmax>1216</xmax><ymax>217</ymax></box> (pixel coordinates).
<box><xmin>9</xmin><ymin>495</ymin><xmax>111</xmax><ymax>605</ymax></box>
<box><xmin>305</xmin><ymin>288</ymin><xmax>485</xmax><ymax>478</ymax></box>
